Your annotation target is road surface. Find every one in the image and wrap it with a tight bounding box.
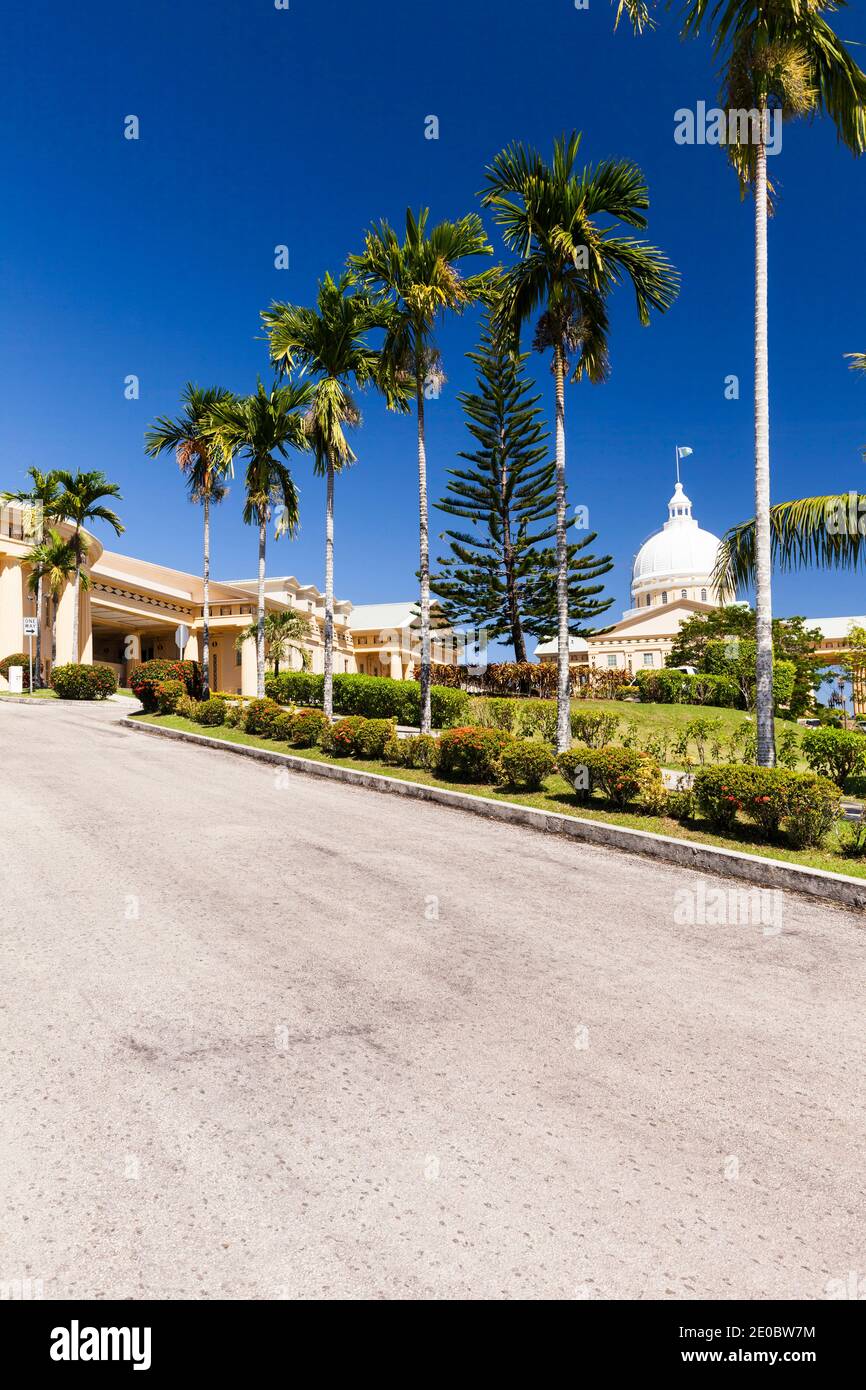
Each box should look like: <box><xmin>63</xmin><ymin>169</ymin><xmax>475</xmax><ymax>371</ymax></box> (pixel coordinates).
<box><xmin>1</xmin><ymin>699</ymin><xmax>864</xmax><ymax>1300</ymax></box>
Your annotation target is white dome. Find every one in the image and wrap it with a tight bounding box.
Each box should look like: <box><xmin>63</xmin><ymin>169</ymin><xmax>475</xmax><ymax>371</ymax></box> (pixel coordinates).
<box><xmin>632</xmin><ymin>483</ymin><xmax>722</xmax><ymax>584</ymax></box>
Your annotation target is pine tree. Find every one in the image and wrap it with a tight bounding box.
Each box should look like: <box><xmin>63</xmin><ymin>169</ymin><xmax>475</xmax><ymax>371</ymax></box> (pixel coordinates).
<box><xmin>431</xmin><ymin>322</ymin><xmax>613</xmax><ymax>659</ymax></box>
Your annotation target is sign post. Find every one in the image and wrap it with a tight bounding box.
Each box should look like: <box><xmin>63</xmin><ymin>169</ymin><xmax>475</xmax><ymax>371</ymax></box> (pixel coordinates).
<box><xmin>174</xmin><ymin>624</ymin><xmax>190</xmax><ymax>661</ymax></box>
<box><xmin>23</xmin><ymin>616</ymin><xmax>37</xmax><ymax>695</ymax></box>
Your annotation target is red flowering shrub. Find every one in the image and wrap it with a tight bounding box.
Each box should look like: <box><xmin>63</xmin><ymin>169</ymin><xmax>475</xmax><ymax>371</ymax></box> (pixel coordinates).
<box><xmin>693</xmin><ymin>764</ymin><xmax>841</xmax><ymax>846</ymax></box>
<box><xmin>131</xmin><ymin>659</ymin><xmax>201</xmax><ymax>711</ymax></box>
<box><xmin>243</xmin><ymin>698</ymin><xmax>283</xmax><ymax>737</ymax></box>
<box><xmin>436</xmin><ymin>725</ymin><xmax>514</xmax><ymax>782</ymax></box>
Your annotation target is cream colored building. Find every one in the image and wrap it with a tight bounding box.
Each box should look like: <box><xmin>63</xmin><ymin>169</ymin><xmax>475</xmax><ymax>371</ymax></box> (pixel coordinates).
<box><xmin>536</xmin><ymin>481</ymin><xmax>730</xmax><ymax>675</ymax></box>
<box><xmin>0</xmin><ymin>499</ymin><xmax>446</xmax><ymax>695</ymax></box>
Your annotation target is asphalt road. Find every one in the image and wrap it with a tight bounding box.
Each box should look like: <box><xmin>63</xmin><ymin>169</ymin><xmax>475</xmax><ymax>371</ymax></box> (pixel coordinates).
<box><xmin>1</xmin><ymin>699</ymin><xmax>865</xmax><ymax>1301</ymax></box>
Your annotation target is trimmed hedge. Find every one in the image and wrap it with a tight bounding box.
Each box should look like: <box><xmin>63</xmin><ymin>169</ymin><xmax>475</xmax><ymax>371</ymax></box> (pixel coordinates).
<box><xmin>195</xmin><ymin>697</ymin><xmax>227</xmax><ymax>727</ymax></box>
<box><xmin>383</xmin><ymin>732</ymin><xmax>440</xmax><ymax>771</ymax></box>
<box><xmin>499</xmin><ymin>739</ymin><xmax>555</xmax><ymax>790</ymax></box>
<box><xmin>635</xmin><ymin>669</ymin><xmax>740</xmax><ymax>708</ymax></box>
<box><xmin>50</xmin><ymin>663</ymin><xmax>117</xmax><ymax>700</ymax></box>
<box><xmin>132</xmin><ymin>659</ymin><xmax>202</xmax><ymax>712</ymax></box>
<box><xmin>692</xmin><ymin>764</ymin><xmax>841</xmax><ymax>847</ymax></box>
<box><xmin>557</xmin><ymin>745</ymin><xmax>661</xmax><ymax>808</ymax></box>
<box><xmin>264</xmin><ymin>670</ymin><xmax>468</xmax><ymax>729</ymax></box>
<box><xmin>436</xmin><ymin>725</ymin><xmax>514</xmax><ymax>782</ymax></box>
<box><xmin>321</xmin><ymin>716</ymin><xmax>394</xmax><ymax>759</ymax></box>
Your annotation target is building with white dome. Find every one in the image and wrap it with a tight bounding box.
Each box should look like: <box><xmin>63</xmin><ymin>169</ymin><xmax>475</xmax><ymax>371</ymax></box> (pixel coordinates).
<box><xmin>536</xmin><ymin>478</ymin><xmax>732</xmax><ymax>676</ymax></box>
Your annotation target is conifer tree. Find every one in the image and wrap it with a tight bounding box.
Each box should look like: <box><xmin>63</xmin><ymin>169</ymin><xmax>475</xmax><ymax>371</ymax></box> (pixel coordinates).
<box><xmin>431</xmin><ymin>323</ymin><xmax>613</xmax><ymax>660</ymax></box>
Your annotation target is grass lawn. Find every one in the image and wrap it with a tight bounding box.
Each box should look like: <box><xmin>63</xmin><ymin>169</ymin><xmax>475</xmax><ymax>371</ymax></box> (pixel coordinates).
<box><xmin>135</xmin><ymin>711</ymin><xmax>866</xmax><ymax>882</ymax></box>
<box><xmin>0</xmin><ymin>688</ymin><xmax>58</xmax><ymax>699</ymax></box>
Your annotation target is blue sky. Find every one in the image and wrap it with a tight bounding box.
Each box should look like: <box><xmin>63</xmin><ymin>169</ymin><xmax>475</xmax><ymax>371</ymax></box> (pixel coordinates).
<box><xmin>1</xmin><ymin>0</ymin><xmax>864</xmax><ymax>639</ymax></box>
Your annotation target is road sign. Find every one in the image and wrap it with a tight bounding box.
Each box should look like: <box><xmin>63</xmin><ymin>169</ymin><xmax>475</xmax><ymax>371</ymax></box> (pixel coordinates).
<box><xmin>174</xmin><ymin>624</ymin><xmax>190</xmax><ymax>653</ymax></box>
<box><xmin>23</xmin><ymin>617</ymin><xmax>37</xmax><ymax>636</ymax></box>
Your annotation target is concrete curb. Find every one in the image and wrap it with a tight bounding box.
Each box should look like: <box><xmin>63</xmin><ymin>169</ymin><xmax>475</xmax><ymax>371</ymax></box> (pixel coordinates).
<box><xmin>120</xmin><ymin>717</ymin><xmax>866</xmax><ymax>912</ymax></box>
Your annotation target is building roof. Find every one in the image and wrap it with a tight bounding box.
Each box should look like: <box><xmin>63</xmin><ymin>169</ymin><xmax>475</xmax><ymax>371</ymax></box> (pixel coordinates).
<box><xmin>534</xmin><ymin>635</ymin><xmax>590</xmax><ymax>657</ymax></box>
<box><xmin>632</xmin><ymin>482</ymin><xmax>723</xmax><ymax>584</ymax></box>
<box><xmin>349</xmin><ymin>601</ymin><xmax>421</xmax><ymax>632</ymax></box>
<box><xmin>805</xmin><ymin>615</ymin><xmax>866</xmax><ymax>640</ymax></box>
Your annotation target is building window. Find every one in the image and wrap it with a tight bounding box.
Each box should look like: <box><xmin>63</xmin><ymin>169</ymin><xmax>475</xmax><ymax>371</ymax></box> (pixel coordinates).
<box><xmin>607</xmin><ymin>654</ymin><xmax>617</xmax><ymax>668</ymax></box>
<box><xmin>646</xmin><ymin>595</ymin><xmax>651</xmax><ymax>607</ymax></box>
<box><xmin>642</xmin><ymin>652</ymin><xmax>654</xmax><ymax>667</ymax></box>
<box><xmin>701</xmin><ymin>588</ymin><xmax>707</xmax><ymax>602</ymax></box>
<box><xmin>235</xmin><ymin>646</ymin><xmax>242</xmax><ymax>667</ymax></box>
<box><xmin>681</xmin><ymin>589</ymin><xmax>687</xmax><ymax>599</ymax></box>
<box><xmin>661</xmin><ymin>592</ymin><xmax>668</xmax><ymax>605</ymax></box>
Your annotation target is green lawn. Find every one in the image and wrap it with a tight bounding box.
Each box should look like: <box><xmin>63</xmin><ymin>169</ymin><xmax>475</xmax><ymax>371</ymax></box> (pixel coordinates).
<box><xmin>0</xmin><ymin>688</ymin><xmax>58</xmax><ymax>699</ymax></box>
<box><xmin>570</xmin><ymin>697</ymin><xmax>803</xmax><ymax>770</ymax></box>
<box><xmin>135</xmin><ymin>711</ymin><xmax>866</xmax><ymax>881</ymax></box>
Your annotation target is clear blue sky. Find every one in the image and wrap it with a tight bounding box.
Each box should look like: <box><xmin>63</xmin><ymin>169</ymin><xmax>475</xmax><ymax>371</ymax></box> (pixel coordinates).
<box><xmin>1</xmin><ymin>0</ymin><xmax>864</xmax><ymax>636</ymax></box>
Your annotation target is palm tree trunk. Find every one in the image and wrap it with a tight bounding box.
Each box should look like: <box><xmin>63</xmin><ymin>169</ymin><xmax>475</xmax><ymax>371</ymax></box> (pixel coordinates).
<box><xmin>553</xmin><ymin>345</ymin><xmax>570</xmax><ymax>753</ymax></box>
<box><xmin>71</xmin><ymin>559</ymin><xmax>81</xmax><ymax>663</ymax></box>
<box><xmin>416</xmin><ymin>372</ymin><xmax>432</xmax><ymax>735</ymax></box>
<box><xmin>754</xmin><ymin>122</ymin><xmax>775</xmax><ymax>767</ymax></box>
<box><xmin>256</xmin><ymin>518</ymin><xmax>267</xmax><ymax>699</ymax></box>
<box><xmin>34</xmin><ymin>574</ymin><xmax>44</xmax><ymax>688</ymax></box>
<box><xmin>323</xmin><ymin>458</ymin><xmax>335</xmax><ymax>719</ymax></box>
<box><xmin>202</xmin><ymin>494</ymin><xmax>211</xmax><ymax>698</ymax></box>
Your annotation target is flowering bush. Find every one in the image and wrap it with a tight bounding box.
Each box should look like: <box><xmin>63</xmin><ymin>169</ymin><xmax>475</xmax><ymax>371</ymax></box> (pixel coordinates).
<box><xmin>0</xmin><ymin>653</ymin><xmax>31</xmax><ymax>690</ymax></box>
<box><xmin>50</xmin><ymin>663</ymin><xmax>117</xmax><ymax>700</ymax></box>
<box><xmin>692</xmin><ymin>764</ymin><xmax>842</xmax><ymax>846</ymax></box>
<box><xmin>555</xmin><ymin>745</ymin><xmax>660</xmax><ymax>808</ymax></box>
<box><xmin>131</xmin><ymin>659</ymin><xmax>201</xmax><ymax>711</ymax></box>
<box><xmin>498</xmin><ymin>739</ymin><xmax>555</xmax><ymax>790</ymax></box>
<box><xmin>155</xmin><ymin>679</ymin><xmax>185</xmax><ymax>714</ymax></box>
<box><xmin>321</xmin><ymin>715</ymin><xmax>369</xmax><ymax>756</ymax></box>
<box><xmin>287</xmin><ymin>708</ymin><xmax>329</xmax><ymax>747</ymax></box>
<box><xmin>436</xmin><ymin>725</ymin><xmax>514</xmax><ymax>782</ymax></box>
<box><xmin>383</xmin><ymin>732</ymin><xmax>440</xmax><ymax>771</ymax></box>
<box><xmin>242</xmin><ymin>698</ymin><xmax>284</xmax><ymax>738</ymax></box>
<box><xmin>193</xmin><ymin>697</ymin><xmax>226</xmax><ymax>727</ymax></box>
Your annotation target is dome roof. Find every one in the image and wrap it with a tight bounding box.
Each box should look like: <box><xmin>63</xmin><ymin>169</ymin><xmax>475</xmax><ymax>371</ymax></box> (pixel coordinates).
<box><xmin>632</xmin><ymin>483</ymin><xmax>722</xmax><ymax>584</ymax></box>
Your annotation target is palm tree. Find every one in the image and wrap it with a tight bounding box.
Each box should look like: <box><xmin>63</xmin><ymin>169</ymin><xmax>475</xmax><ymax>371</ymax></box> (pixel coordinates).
<box><xmin>349</xmin><ymin>209</ymin><xmax>495</xmax><ymax>734</ymax></box>
<box><xmin>208</xmin><ymin>382</ymin><xmax>312</xmax><ymax>697</ymax></box>
<box><xmin>145</xmin><ymin>385</ymin><xmax>233</xmax><ymax>697</ymax></box>
<box><xmin>1</xmin><ymin>468</ymin><xmax>62</xmax><ymax>686</ymax></box>
<box><xmin>480</xmin><ymin>133</ymin><xmax>678</xmax><ymax>750</ymax></box>
<box><xmin>613</xmin><ymin>3</ymin><xmax>866</xmax><ymax>764</ymax></box>
<box><xmin>262</xmin><ymin>273</ymin><xmax>394</xmax><ymax>717</ymax></box>
<box><xmin>234</xmin><ymin>609</ymin><xmax>312</xmax><ymax>676</ymax></box>
<box><xmin>53</xmin><ymin>471</ymin><xmax>124</xmax><ymax>663</ymax></box>
<box><xmin>25</xmin><ymin>529</ymin><xmax>81</xmax><ymax>671</ymax></box>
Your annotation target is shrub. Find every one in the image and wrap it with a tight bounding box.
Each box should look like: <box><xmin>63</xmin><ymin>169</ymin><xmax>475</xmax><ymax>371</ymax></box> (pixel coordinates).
<box><xmin>243</xmin><ymin>698</ymin><xmax>284</xmax><ymax>738</ymax></box>
<box><xmin>692</xmin><ymin>764</ymin><xmax>842</xmax><ymax>847</ymax></box>
<box><xmin>635</xmin><ymin>668</ymin><xmax>740</xmax><ymax>708</ymax></box>
<box><xmin>175</xmin><ymin>694</ymin><xmax>200</xmax><ymax>720</ymax></box>
<box><xmin>499</xmin><ymin>739</ymin><xmax>555</xmax><ymax>790</ymax></box>
<box><xmin>0</xmin><ymin>652</ymin><xmax>31</xmax><ymax>690</ymax></box>
<box><xmin>354</xmin><ymin>718</ymin><xmax>394</xmax><ymax>758</ymax></box>
<box><xmin>288</xmin><ymin>708</ymin><xmax>329</xmax><ymax>747</ymax></box>
<box><xmin>265</xmin><ymin>670</ymin><xmax>469</xmax><ymax>729</ymax></box>
<box><xmin>436</xmin><ymin>725</ymin><xmax>514</xmax><ymax>782</ymax></box>
<box><xmin>665</xmin><ymin>788</ymin><xmax>694</xmax><ymax>822</ymax></box>
<box><xmin>155</xmin><ymin>679</ymin><xmax>185</xmax><ymax>714</ymax></box>
<box><xmin>616</xmin><ymin>684</ymin><xmax>641</xmax><ymax>700</ymax></box>
<box><xmin>570</xmin><ymin>710</ymin><xmax>621</xmax><ymax>748</ymax></box>
<box><xmin>555</xmin><ymin>749</ymin><xmax>593</xmax><ymax>800</ymax></box>
<box><xmin>383</xmin><ymin>732</ymin><xmax>440</xmax><ymax>770</ymax></box>
<box><xmin>801</xmin><ymin>726</ymin><xmax>866</xmax><ymax>788</ymax></box>
<box><xmin>322</xmin><ymin>715</ymin><xmax>370</xmax><ymax>757</ymax></box>
<box><xmin>555</xmin><ymin>745</ymin><xmax>659</xmax><ymax>808</ymax></box>
<box><xmin>50</xmin><ymin>663</ymin><xmax>117</xmax><ymax>700</ymax></box>
<box><xmin>194</xmin><ymin>697</ymin><xmax>226</xmax><ymax>727</ymax></box>
<box><xmin>468</xmin><ymin>696</ymin><xmax>557</xmax><ymax>743</ymax></box>
<box><xmin>131</xmin><ymin>659</ymin><xmax>202</xmax><ymax>711</ymax></box>
<box><xmin>223</xmin><ymin>702</ymin><xmax>244</xmax><ymax>727</ymax></box>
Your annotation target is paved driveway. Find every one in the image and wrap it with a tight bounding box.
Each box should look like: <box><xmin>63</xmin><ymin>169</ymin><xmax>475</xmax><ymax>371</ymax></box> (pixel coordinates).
<box><xmin>1</xmin><ymin>699</ymin><xmax>864</xmax><ymax>1300</ymax></box>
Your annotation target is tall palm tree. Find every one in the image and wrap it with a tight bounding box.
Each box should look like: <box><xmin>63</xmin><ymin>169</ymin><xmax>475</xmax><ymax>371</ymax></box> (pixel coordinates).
<box><xmin>614</xmin><ymin>2</ymin><xmax>866</xmax><ymax>764</ymax></box>
<box><xmin>53</xmin><ymin>471</ymin><xmax>124</xmax><ymax>663</ymax></box>
<box><xmin>208</xmin><ymin>382</ymin><xmax>312</xmax><ymax>697</ymax></box>
<box><xmin>349</xmin><ymin>209</ymin><xmax>495</xmax><ymax>734</ymax></box>
<box><xmin>262</xmin><ymin>273</ymin><xmax>395</xmax><ymax>717</ymax></box>
<box><xmin>481</xmin><ymin>133</ymin><xmax>678</xmax><ymax>751</ymax></box>
<box><xmin>1</xmin><ymin>468</ymin><xmax>62</xmax><ymax>686</ymax></box>
<box><xmin>25</xmin><ymin>528</ymin><xmax>81</xmax><ymax>670</ymax></box>
<box><xmin>234</xmin><ymin>609</ymin><xmax>312</xmax><ymax>676</ymax></box>
<box><xmin>145</xmin><ymin>385</ymin><xmax>233</xmax><ymax>698</ymax></box>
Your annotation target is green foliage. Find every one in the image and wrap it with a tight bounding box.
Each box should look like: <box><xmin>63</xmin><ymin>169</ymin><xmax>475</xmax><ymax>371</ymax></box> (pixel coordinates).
<box><xmin>322</xmin><ymin>715</ymin><xmax>393</xmax><ymax>758</ymax></box>
<box><xmin>556</xmin><ymin>744</ymin><xmax>660</xmax><ymax>807</ymax></box>
<box><xmin>243</xmin><ymin>698</ymin><xmax>284</xmax><ymax>738</ymax></box>
<box><xmin>287</xmin><ymin>708</ymin><xmax>329</xmax><ymax>747</ymax></box>
<box><xmin>498</xmin><ymin>739</ymin><xmax>555</xmax><ymax>790</ymax></box>
<box><xmin>383</xmin><ymin>732</ymin><xmax>440</xmax><ymax>771</ymax></box>
<box><xmin>436</xmin><ymin>725</ymin><xmax>514</xmax><ymax>781</ymax></box>
<box><xmin>194</xmin><ymin>697</ymin><xmax>226</xmax><ymax>727</ymax></box>
<box><xmin>800</xmin><ymin>726</ymin><xmax>866</xmax><ymax>788</ymax></box>
<box><xmin>570</xmin><ymin>709</ymin><xmax>621</xmax><ymax>747</ymax></box>
<box><xmin>0</xmin><ymin>653</ymin><xmax>31</xmax><ymax>690</ymax></box>
<box><xmin>265</xmin><ymin>670</ymin><xmax>469</xmax><ymax>728</ymax></box>
<box><xmin>668</xmin><ymin>608</ymin><xmax>823</xmax><ymax>718</ymax></box>
<box><xmin>427</xmin><ymin>661</ymin><xmax>561</xmax><ymax>698</ymax></box>
<box><xmin>175</xmin><ymin>694</ymin><xmax>200</xmax><ymax>720</ymax></box>
<box><xmin>50</xmin><ymin>663</ymin><xmax>117</xmax><ymax>700</ymax></box>
<box><xmin>636</xmin><ymin>668</ymin><xmax>740</xmax><ymax>708</ymax></box>
<box><xmin>155</xmin><ymin>679</ymin><xmax>185</xmax><ymax>714</ymax></box>
<box><xmin>131</xmin><ymin>659</ymin><xmax>202</xmax><ymax>711</ymax></box>
<box><xmin>692</xmin><ymin>765</ymin><xmax>842</xmax><ymax>847</ymax></box>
